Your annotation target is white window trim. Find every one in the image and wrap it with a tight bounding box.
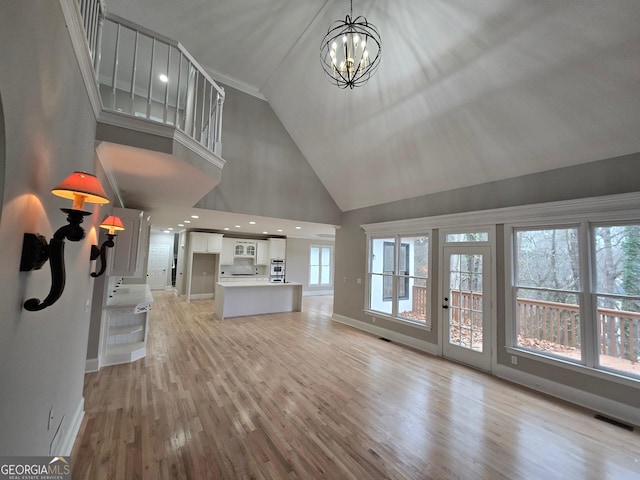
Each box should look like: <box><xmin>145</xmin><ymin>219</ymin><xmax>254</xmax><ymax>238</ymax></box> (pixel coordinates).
<box><xmin>504</xmin><ymin>195</ymin><xmax>640</xmax><ymax>386</ymax></box>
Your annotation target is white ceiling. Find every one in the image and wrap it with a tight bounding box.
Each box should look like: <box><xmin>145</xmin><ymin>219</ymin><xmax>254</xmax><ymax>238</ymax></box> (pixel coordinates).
<box><xmin>104</xmin><ymin>0</ymin><xmax>640</xmax><ymax>230</ymax></box>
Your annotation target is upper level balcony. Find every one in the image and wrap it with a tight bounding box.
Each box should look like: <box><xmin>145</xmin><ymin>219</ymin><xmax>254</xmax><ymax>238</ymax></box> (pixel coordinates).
<box><xmin>71</xmin><ymin>0</ymin><xmax>225</xmax><ymax>212</ymax></box>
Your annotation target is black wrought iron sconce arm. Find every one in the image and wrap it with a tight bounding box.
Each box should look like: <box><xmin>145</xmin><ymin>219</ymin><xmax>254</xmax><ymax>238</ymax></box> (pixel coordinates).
<box><xmin>20</xmin><ymin>208</ymin><xmax>91</xmax><ymax>311</ymax></box>
<box><xmin>90</xmin><ymin>233</ymin><xmax>116</xmax><ymax>278</ymax></box>
<box><xmin>19</xmin><ymin>171</ymin><xmax>110</xmax><ymax>312</ymax></box>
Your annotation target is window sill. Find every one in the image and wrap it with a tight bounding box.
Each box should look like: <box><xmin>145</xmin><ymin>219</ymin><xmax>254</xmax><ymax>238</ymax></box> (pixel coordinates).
<box><xmin>364</xmin><ymin>309</ymin><xmax>432</xmax><ymax>332</ymax></box>
<box><xmin>505</xmin><ymin>346</ymin><xmax>640</xmax><ymax>389</ymax></box>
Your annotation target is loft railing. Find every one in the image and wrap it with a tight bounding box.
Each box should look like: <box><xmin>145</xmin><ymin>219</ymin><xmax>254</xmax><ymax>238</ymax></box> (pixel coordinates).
<box><xmin>77</xmin><ymin>0</ymin><xmax>104</xmax><ymax>71</ymax></box>
<box><xmin>75</xmin><ymin>0</ymin><xmax>224</xmax><ymax>156</ymax></box>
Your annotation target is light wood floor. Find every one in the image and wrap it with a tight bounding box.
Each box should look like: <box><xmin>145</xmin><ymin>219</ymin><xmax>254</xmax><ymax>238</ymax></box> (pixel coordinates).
<box><xmin>72</xmin><ymin>292</ymin><xmax>640</xmax><ymax>479</ymax></box>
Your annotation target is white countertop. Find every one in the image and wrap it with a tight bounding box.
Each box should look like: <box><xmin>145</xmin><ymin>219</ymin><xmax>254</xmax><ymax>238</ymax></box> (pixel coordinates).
<box><xmin>105</xmin><ymin>284</ymin><xmax>154</xmax><ymax>308</ymax></box>
<box><xmin>217</xmin><ymin>281</ymin><xmax>302</xmax><ymax>288</ymax></box>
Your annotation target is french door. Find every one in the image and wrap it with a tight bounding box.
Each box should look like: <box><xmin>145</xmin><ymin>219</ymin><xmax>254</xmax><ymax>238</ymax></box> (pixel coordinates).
<box><xmin>442</xmin><ymin>245</ymin><xmax>492</xmax><ymax>371</ymax></box>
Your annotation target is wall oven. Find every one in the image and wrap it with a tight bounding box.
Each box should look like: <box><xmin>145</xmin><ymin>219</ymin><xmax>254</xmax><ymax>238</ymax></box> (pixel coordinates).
<box><xmin>270</xmin><ymin>259</ymin><xmax>285</xmax><ymax>282</ymax></box>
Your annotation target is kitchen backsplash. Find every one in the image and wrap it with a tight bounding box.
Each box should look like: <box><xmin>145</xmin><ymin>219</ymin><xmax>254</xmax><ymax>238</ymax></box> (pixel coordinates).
<box><xmin>220</xmin><ymin>258</ymin><xmax>269</xmax><ymax>276</ymax></box>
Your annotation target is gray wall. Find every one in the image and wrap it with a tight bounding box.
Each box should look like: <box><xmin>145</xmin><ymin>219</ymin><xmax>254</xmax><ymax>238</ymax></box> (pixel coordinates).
<box><xmin>194</xmin><ymin>85</ymin><xmax>342</xmax><ymax>227</ymax></box>
<box><xmin>334</xmin><ymin>153</ymin><xmax>640</xmax><ymax>411</ymax></box>
<box><xmin>286</xmin><ymin>237</ymin><xmax>335</xmax><ymax>295</ymax></box>
<box><xmin>0</xmin><ymin>1</ymin><xmax>103</xmax><ymax>454</ymax></box>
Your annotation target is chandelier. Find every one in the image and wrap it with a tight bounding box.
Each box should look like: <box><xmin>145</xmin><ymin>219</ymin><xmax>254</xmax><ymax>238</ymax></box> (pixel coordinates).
<box><xmin>320</xmin><ymin>0</ymin><xmax>381</xmax><ymax>89</ymax></box>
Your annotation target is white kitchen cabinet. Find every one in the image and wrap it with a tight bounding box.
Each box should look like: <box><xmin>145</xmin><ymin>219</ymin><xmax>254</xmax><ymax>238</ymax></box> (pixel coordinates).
<box><xmin>269</xmin><ymin>238</ymin><xmax>286</xmax><ymax>260</ymax></box>
<box><xmin>234</xmin><ymin>240</ymin><xmax>256</xmax><ymax>258</ymax></box>
<box><xmin>108</xmin><ymin>207</ymin><xmax>149</xmax><ymax>277</ymax></box>
<box><xmin>220</xmin><ymin>237</ymin><xmax>235</xmax><ymax>265</ymax></box>
<box><xmin>256</xmin><ymin>240</ymin><xmax>269</xmax><ymax>265</ymax></box>
<box><xmin>190</xmin><ymin>232</ymin><xmax>223</xmax><ymax>253</ymax></box>
<box><xmin>186</xmin><ymin>232</ymin><xmax>222</xmax><ymax>301</ymax></box>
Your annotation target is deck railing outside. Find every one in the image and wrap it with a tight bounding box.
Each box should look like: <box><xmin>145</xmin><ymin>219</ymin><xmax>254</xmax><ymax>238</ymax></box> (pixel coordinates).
<box><xmin>411</xmin><ymin>285</ymin><xmax>640</xmax><ymax>372</ymax></box>
<box><xmin>75</xmin><ymin>0</ymin><xmax>224</xmax><ymax>156</ymax></box>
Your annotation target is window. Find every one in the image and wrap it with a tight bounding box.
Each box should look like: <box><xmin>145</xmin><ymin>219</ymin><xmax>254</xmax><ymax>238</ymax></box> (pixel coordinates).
<box><xmin>446</xmin><ymin>232</ymin><xmax>489</xmax><ymax>242</ymax></box>
<box><xmin>309</xmin><ymin>245</ymin><xmax>332</xmax><ymax>286</ymax></box>
<box><xmin>369</xmin><ymin>235</ymin><xmax>429</xmax><ymax>325</ymax></box>
<box><xmin>511</xmin><ymin>223</ymin><xmax>640</xmax><ymax>379</ymax></box>
<box><xmin>593</xmin><ymin>225</ymin><xmax>640</xmax><ymax>375</ymax></box>
<box><xmin>383</xmin><ymin>242</ymin><xmax>409</xmax><ymax>300</ymax></box>
<box><xmin>513</xmin><ymin>227</ymin><xmax>582</xmax><ymax>362</ymax></box>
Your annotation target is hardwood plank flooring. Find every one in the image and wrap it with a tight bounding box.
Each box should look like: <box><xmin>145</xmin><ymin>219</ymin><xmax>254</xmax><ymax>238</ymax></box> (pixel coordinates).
<box><xmin>72</xmin><ymin>292</ymin><xmax>640</xmax><ymax>479</ymax></box>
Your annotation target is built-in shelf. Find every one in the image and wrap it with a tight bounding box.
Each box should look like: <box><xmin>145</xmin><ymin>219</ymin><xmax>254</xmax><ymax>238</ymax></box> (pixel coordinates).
<box><xmin>100</xmin><ymin>280</ymin><xmax>153</xmax><ymax>368</ymax></box>
<box><xmin>109</xmin><ymin>325</ymin><xmax>144</xmax><ymax>336</ymax></box>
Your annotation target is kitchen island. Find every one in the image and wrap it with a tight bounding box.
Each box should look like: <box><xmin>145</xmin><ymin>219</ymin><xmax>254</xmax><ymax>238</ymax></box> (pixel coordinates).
<box><xmin>215</xmin><ymin>281</ymin><xmax>303</xmax><ymax>320</ymax></box>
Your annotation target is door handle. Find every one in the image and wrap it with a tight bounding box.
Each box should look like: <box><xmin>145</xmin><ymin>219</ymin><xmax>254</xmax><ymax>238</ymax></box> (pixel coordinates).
<box><xmin>442</xmin><ymin>296</ymin><xmax>449</xmax><ymax>309</ymax></box>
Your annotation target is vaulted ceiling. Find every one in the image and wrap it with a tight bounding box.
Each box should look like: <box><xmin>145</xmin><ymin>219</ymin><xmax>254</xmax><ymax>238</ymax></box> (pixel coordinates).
<box><xmin>105</xmin><ymin>0</ymin><xmax>640</xmax><ymax>215</ymax></box>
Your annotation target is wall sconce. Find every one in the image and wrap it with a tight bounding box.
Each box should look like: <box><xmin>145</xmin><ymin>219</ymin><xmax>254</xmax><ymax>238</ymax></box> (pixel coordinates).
<box><xmin>20</xmin><ymin>171</ymin><xmax>110</xmax><ymax>311</ymax></box>
<box><xmin>90</xmin><ymin>215</ymin><xmax>125</xmax><ymax>278</ymax></box>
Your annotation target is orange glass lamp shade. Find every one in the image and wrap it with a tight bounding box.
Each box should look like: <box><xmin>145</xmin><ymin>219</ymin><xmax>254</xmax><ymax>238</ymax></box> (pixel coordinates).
<box><xmin>99</xmin><ymin>215</ymin><xmax>125</xmax><ymax>235</ymax></box>
<box><xmin>51</xmin><ymin>171</ymin><xmax>110</xmax><ymax>211</ymax></box>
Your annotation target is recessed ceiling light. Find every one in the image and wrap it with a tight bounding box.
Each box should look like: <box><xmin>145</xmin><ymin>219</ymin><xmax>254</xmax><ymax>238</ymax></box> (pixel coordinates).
<box><xmin>163</xmin><ymin>230</ymin><xmax>170</xmax><ymax>233</ymax></box>
<box><xmin>223</xmin><ymin>227</ymin><xmax>230</xmax><ymax>231</ymax></box>
<box><xmin>295</xmin><ymin>226</ymin><xmax>302</xmax><ymax>230</ymax></box>
<box><xmin>159</xmin><ymin>74</ymin><xmax>168</xmax><ymax>83</ymax></box>
<box><xmin>178</xmin><ymin>224</ymin><xmax>184</xmax><ymax>227</ymax></box>
<box><xmin>168</xmin><ymin>227</ymin><xmax>174</xmax><ymax>230</ymax></box>
<box><xmin>191</xmin><ymin>215</ymin><xmax>199</xmax><ymax>219</ymax></box>
<box><xmin>249</xmin><ymin>221</ymin><xmax>256</xmax><ymax>225</ymax></box>
<box><xmin>262</xmin><ymin>231</ymin><xmax>268</xmax><ymax>234</ymax></box>
<box><xmin>235</xmin><ymin>225</ymin><xmax>241</xmax><ymax>228</ymax></box>
<box><xmin>277</xmin><ymin>229</ymin><xmax>283</xmax><ymax>232</ymax></box>
<box><xmin>184</xmin><ymin>220</ymin><xmax>191</xmax><ymax>224</ymax></box>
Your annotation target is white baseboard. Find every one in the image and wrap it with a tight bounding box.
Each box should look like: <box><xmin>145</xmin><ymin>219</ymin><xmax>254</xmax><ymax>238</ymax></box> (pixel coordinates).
<box><xmin>332</xmin><ymin>313</ymin><xmax>439</xmax><ymax>356</ymax></box>
<box><xmin>303</xmin><ymin>290</ymin><xmax>333</xmax><ymax>296</ymax></box>
<box><xmin>494</xmin><ymin>364</ymin><xmax>640</xmax><ymax>428</ymax></box>
<box><xmin>59</xmin><ymin>397</ymin><xmax>84</xmax><ymax>456</ymax></box>
<box><xmin>189</xmin><ymin>293</ymin><xmax>214</xmax><ymax>300</ymax></box>
<box><xmin>85</xmin><ymin>358</ymin><xmax>99</xmax><ymax>373</ymax></box>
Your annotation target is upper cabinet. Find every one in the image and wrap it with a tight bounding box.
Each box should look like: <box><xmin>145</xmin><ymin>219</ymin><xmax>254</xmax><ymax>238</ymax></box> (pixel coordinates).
<box><xmin>256</xmin><ymin>240</ymin><xmax>269</xmax><ymax>265</ymax></box>
<box><xmin>234</xmin><ymin>240</ymin><xmax>256</xmax><ymax>258</ymax></box>
<box><xmin>108</xmin><ymin>207</ymin><xmax>149</xmax><ymax>277</ymax></box>
<box><xmin>190</xmin><ymin>232</ymin><xmax>223</xmax><ymax>253</ymax></box>
<box><xmin>269</xmin><ymin>238</ymin><xmax>286</xmax><ymax>260</ymax></box>
<box><xmin>220</xmin><ymin>237</ymin><xmax>235</xmax><ymax>265</ymax></box>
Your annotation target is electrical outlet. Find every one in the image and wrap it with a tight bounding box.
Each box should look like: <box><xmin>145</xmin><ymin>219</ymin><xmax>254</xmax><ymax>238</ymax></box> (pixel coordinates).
<box><xmin>356</xmin><ymin>278</ymin><xmax>362</xmax><ymax>284</ymax></box>
<box><xmin>511</xmin><ymin>355</ymin><xmax>518</xmax><ymax>365</ymax></box>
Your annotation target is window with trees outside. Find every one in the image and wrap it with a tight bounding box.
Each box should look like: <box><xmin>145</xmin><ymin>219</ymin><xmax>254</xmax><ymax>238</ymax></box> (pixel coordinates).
<box><xmin>512</xmin><ymin>224</ymin><xmax>640</xmax><ymax>379</ymax></box>
<box><xmin>309</xmin><ymin>245</ymin><xmax>332</xmax><ymax>286</ymax></box>
<box><xmin>369</xmin><ymin>235</ymin><xmax>429</xmax><ymax>325</ymax></box>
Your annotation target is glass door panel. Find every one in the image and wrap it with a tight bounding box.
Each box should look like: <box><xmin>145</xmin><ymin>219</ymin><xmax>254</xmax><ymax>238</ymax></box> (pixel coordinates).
<box><xmin>443</xmin><ymin>246</ymin><xmax>491</xmax><ymax>371</ymax></box>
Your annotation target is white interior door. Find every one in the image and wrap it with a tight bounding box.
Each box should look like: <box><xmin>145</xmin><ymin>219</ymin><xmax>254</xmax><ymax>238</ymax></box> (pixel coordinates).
<box><xmin>442</xmin><ymin>245</ymin><xmax>492</xmax><ymax>371</ymax></box>
<box><xmin>147</xmin><ymin>243</ymin><xmax>171</xmax><ymax>290</ymax></box>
